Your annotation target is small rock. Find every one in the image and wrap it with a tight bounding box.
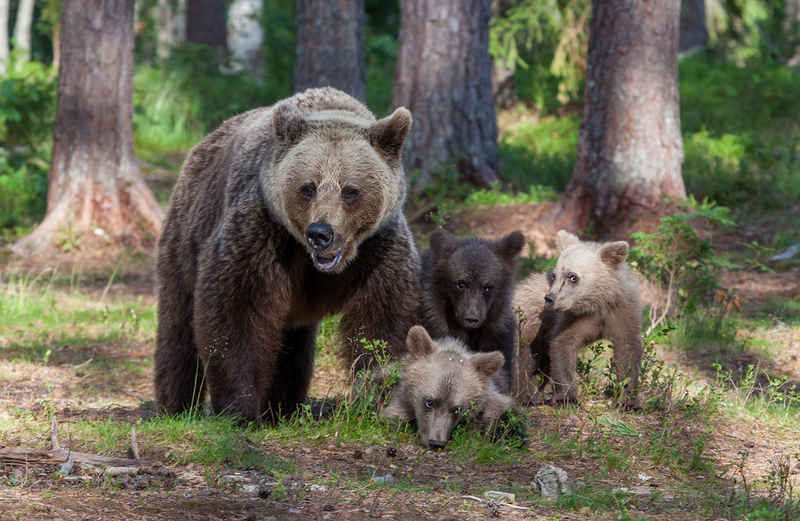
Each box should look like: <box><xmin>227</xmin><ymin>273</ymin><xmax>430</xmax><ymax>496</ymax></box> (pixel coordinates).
<box><xmin>309</xmin><ymin>484</ymin><xmax>328</xmax><ymax>492</ymax></box>
<box><xmin>220</xmin><ymin>474</ymin><xmax>248</xmax><ymax>486</ymax></box>
<box><xmin>59</xmin><ymin>457</ymin><xmax>75</xmax><ymax>475</ymax></box>
<box><xmin>637</xmin><ymin>473</ymin><xmax>653</xmax><ymax>481</ymax></box>
<box><xmin>371</xmin><ymin>474</ymin><xmax>393</xmax><ymax>484</ymax></box>
<box><xmin>483</xmin><ymin>490</ymin><xmax>515</xmax><ymax>503</ymax></box>
<box><xmin>533</xmin><ymin>465</ymin><xmax>571</xmax><ymax>499</ymax></box>
<box><xmin>241</xmin><ymin>484</ymin><xmax>259</xmax><ymax>494</ymax></box>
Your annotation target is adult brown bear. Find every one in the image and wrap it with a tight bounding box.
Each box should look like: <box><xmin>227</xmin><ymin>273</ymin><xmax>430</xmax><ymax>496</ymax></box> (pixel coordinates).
<box><xmin>154</xmin><ymin>88</ymin><xmax>421</xmax><ymax>421</ymax></box>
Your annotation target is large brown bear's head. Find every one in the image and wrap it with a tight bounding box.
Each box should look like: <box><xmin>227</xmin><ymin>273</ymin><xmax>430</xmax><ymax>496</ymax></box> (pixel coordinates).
<box><xmin>265</xmin><ymin>103</ymin><xmax>412</xmax><ymax>273</ymax></box>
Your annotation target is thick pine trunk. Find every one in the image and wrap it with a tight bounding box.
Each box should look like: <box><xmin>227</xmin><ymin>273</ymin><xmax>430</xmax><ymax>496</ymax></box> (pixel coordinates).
<box><xmin>186</xmin><ymin>0</ymin><xmax>227</xmax><ymax>52</ymax></box>
<box><xmin>393</xmin><ymin>0</ymin><xmax>499</xmax><ymax>190</ymax></box>
<box><xmin>12</xmin><ymin>0</ymin><xmax>35</xmax><ymax>62</ymax></box>
<box><xmin>679</xmin><ymin>0</ymin><xmax>707</xmax><ymax>54</ymax></box>
<box><xmin>294</xmin><ymin>0</ymin><xmax>366</xmax><ymax>102</ymax></box>
<box><xmin>13</xmin><ymin>0</ymin><xmax>163</xmax><ymax>258</ymax></box>
<box><xmin>553</xmin><ymin>0</ymin><xmax>685</xmax><ymax>239</ymax></box>
<box><xmin>491</xmin><ymin>0</ymin><xmax>517</xmax><ymax>109</ymax></box>
<box><xmin>156</xmin><ymin>0</ymin><xmax>186</xmax><ymax>61</ymax></box>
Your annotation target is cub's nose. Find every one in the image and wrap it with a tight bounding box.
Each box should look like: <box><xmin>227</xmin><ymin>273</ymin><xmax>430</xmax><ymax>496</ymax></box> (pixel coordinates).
<box><xmin>305</xmin><ymin>222</ymin><xmax>333</xmax><ymax>250</ymax></box>
<box><xmin>428</xmin><ymin>439</ymin><xmax>447</xmax><ymax>450</ymax></box>
<box><xmin>544</xmin><ymin>293</ymin><xmax>555</xmax><ymax>305</ymax></box>
<box><xmin>464</xmin><ymin>317</ymin><xmax>480</xmax><ymax>327</ymax></box>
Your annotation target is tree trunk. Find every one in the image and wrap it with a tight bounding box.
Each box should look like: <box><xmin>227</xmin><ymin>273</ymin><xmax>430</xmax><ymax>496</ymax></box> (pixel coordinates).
<box><xmin>186</xmin><ymin>0</ymin><xmax>227</xmax><ymax>52</ymax></box>
<box><xmin>227</xmin><ymin>0</ymin><xmax>263</xmax><ymax>77</ymax></box>
<box><xmin>12</xmin><ymin>0</ymin><xmax>163</xmax><ymax>258</ymax></box>
<box><xmin>12</xmin><ymin>0</ymin><xmax>35</xmax><ymax>61</ymax></box>
<box><xmin>787</xmin><ymin>0</ymin><xmax>800</xmax><ymax>66</ymax></box>
<box><xmin>491</xmin><ymin>0</ymin><xmax>517</xmax><ymax>109</ymax></box>
<box><xmin>679</xmin><ymin>0</ymin><xmax>707</xmax><ymax>54</ymax></box>
<box><xmin>294</xmin><ymin>0</ymin><xmax>366</xmax><ymax>102</ymax></box>
<box><xmin>156</xmin><ymin>0</ymin><xmax>186</xmax><ymax>61</ymax></box>
<box><xmin>394</xmin><ymin>0</ymin><xmax>499</xmax><ymax>190</ymax></box>
<box><xmin>553</xmin><ymin>0</ymin><xmax>685</xmax><ymax>239</ymax></box>
<box><xmin>0</xmin><ymin>0</ymin><xmax>9</xmax><ymax>74</ymax></box>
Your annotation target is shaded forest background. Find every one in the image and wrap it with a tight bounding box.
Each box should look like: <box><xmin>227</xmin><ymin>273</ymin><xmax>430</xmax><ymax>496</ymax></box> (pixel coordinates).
<box><xmin>0</xmin><ymin>0</ymin><xmax>798</xmax><ymax>249</ymax></box>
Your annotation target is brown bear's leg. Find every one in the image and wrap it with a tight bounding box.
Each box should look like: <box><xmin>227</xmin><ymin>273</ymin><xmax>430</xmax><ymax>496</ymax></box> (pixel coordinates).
<box><xmin>154</xmin><ymin>276</ymin><xmax>205</xmax><ymax>415</ymax></box>
<box><xmin>605</xmin><ymin>321</ymin><xmax>644</xmax><ymax>410</ymax></box>
<box><xmin>548</xmin><ymin>315</ymin><xmax>601</xmax><ymax>405</ymax></box>
<box><xmin>262</xmin><ymin>325</ymin><xmax>318</xmax><ymax>420</ymax></box>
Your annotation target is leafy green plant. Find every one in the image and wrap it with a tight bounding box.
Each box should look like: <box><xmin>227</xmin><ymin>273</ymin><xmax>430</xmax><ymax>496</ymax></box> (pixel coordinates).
<box><xmin>629</xmin><ymin>197</ymin><xmax>735</xmax><ymax>335</ymax></box>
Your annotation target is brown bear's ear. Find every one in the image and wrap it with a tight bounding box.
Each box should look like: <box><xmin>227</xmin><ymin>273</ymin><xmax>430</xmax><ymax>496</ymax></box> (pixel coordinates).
<box><xmin>600</xmin><ymin>241</ymin><xmax>629</xmax><ymax>266</ymax></box>
<box><xmin>493</xmin><ymin>230</ymin><xmax>525</xmax><ymax>264</ymax></box>
<box><xmin>273</xmin><ymin>104</ymin><xmax>308</xmax><ymax>145</ymax></box>
<box><xmin>429</xmin><ymin>229</ymin><xmax>458</xmax><ymax>260</ymax></box>
<box><xmin>471</xmin><ymin>351</ymin><xmax>505</xmax><ymax>378</ymax></box>
<box><xmin>406</xmin><ymin>325</ymin><xmax>434</xmax><ymax>358</ymax></box>
<box><xmin>381</xmin><ymin>389</ymin><xmax>412</xmax><ymax>421</ymax></box>
<box><xmin>368</xmin><ymin>107</ymin><xmax>412</xmax><ymax>161</ymax></box>
<box><xmin>556</xmin><ymin>229</ymin><xmax>580</xmax><ymax>252</ymax></box>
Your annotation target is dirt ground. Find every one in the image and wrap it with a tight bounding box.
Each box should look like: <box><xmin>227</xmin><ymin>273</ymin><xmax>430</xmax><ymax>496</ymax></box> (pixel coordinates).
<box><xmin>1</xmin><ymin>202</ymin><xmax>799</xmax><ymax>520</ymax></box>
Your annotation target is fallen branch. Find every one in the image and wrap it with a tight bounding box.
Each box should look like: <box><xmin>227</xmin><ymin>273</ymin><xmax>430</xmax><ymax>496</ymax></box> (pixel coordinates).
<box><xmin>0</xmin><ymin>417</ymin><xmax>140</xmax><ymax>468</ymax></box>
<box><xmin>461</xmin><ymin>495</ymin><xmax>531</xmax><ymax>511</ymax></box>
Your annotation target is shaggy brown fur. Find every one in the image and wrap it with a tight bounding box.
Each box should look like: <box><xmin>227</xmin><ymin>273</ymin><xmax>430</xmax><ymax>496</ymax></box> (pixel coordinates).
<box><xmin>382</xmin><ymin>326</ymin><xmax>513</xmax><ymax>449</ymax></box>
<box><xmin>514</xmin><ymin>230</ymin><xmax>643</xmax><ymax>408</ymax></box>
<box><xmin>420</xmin><ymin>230</ymin><xmax>525</xmax><ymax>394</ymax></box>
<box><xmin>154</xmin><ymin>87</ymin><xmax>421</xmax><ymax>421</ymax></box>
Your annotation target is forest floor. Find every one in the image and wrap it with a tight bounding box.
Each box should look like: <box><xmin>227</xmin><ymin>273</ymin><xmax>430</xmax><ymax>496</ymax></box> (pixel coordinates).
<box><xmin>1</xmin><ymin>172</ymin><xmax>799</xmax><ymax>520</ymax></box>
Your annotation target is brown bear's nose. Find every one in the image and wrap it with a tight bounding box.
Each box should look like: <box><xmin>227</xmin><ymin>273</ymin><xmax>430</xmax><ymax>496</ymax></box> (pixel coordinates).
<box><xmin>306</xmin><ymin>222</ymin><xmax>334</xmax><ymax>250</ymax></box>
<box><xmin>544</xmin><ymin>293</ymin><xmax>554</xmax><ymax>305</ymax></box>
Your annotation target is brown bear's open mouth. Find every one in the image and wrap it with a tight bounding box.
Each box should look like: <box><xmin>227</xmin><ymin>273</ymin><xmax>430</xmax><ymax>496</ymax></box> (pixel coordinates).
<box><xmin>311</xmin><ymin>250</ymin><xmax>342</xmax><ymax>272</ymax></box>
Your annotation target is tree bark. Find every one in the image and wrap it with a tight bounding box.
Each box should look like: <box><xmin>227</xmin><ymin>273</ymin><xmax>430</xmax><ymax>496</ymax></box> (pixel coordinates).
<box><xmin>491</xmin><ymin>0</ymin><xmax>517</xmax><ymax>109</ymax></box>
<box><xmin>679</xmin><ymin>0</ymin><xmax>707</xmax><ymax>54</ymax></box>
<box><xmin>786</xmin><ymin>0</ymin><xmax>800</xmax><ymax>66</ymax></box>
<box><xmin>227</xmin><ymin>0</ymin><xmax>263</xmax><ymax>77</ymax></box>
<box><xmin>13</xmin><ymin>0</ymin><xmax>163</xmax><ymax>258</ymax></box>
<box><xmin>156</xmin><ymin>0</ymin><xmax>186</xmax><ymax>61</ymax></box>
<box><xmin>553</xmin><ymin>0</ymin><xmax>685</xmax><ymax>239</ymax></box>
<box><xmin>0</xmin><ymin>0</ymin><xmax>9</xmax><ymax>74</ymax></box>
<box><xmin>294</xmin><ymin>0</ymin><xmax>366</xmax><ymax>102</ymax></box>
<box><xmin>393</xmin><ymin>0</ymin><xmax>499</xmax><ymax>190</ymax></box>
<box><xmin>186</xmin><ymin>0</ymin><xmax>227</xmax><ymax>52</ymax></box>
<box><xmin>12</xmin><ymin>0</ymin><xmax>35</xmax><ymax>61</ymax></box>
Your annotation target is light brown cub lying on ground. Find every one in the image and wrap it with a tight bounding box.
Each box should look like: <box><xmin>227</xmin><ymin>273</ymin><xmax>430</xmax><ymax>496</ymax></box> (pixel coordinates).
<box><xmin>382</xmin><ymin>325</ymin><xmax>513</xmax><ymax>449</ymax></box>
<box><xmin>514</xmin><ymin>230</ymin><xmax>643</xmax><ymax>409</ymax></box>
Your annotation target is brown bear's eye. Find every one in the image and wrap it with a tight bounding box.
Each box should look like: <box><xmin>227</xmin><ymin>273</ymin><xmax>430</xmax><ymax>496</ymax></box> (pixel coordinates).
<box><xmin>424</xmin><ymin>399</ymin><xmax>433</xmax><ymax>410</ymax></box>
<box><xmin>455</xmin><ymin>281</ymin><xmax>466</xmax><ymax>291</ymax></box>
<box><xmin>299</xmin><ymin>183</ymin><xmax>316</xmax><ymax>201</ymax></box>
<box><xmin>341</xmin><ymin>186</ymin><xmax>359</xmax><ymax>203</ymax></box>
<box><xmin>483</xmin><ymin>285</ymin><xmax>493</xmax><ymax>295</ymax></box>
<box><xmin>568</xmin><ymin>274</ymin><xmax>579</xmax><ymax>283</ymax></box>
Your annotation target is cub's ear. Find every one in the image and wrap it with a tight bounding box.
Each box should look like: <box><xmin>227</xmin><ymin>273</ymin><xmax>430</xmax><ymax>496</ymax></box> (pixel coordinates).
<box><xmin>556</xmin><ymin>229</ymin><xmax>580</xmax><ymax>252</ymax></box>
<box><xmin>369</xmin><ymin>107</ymin><xmax>412</xmax><ymax>160</ymax></box>
<box><xmin>406</xmin><ymin>325</ymin><xmax>435</xmax><ymax>359</ymax></box>
<box><xmin>273</xmin><ymin>104</ymin><xmax>308</xmax><ymax>145</ymax></box>
<box><xmin>381</xmin><ymin>390</ymin><xmax>412</xmax><ymax>421</ymax></box>
<box><xmin>429</xmin><ymin>229</ymin><xmax>458</xmax><ymax>260</ymax></box>
<box><xmin>471</xmin><ymin>351</ymin><xmax>505</xmax><ymax>378</ymax></box>
<box><xmin>493</xmin><ymin>230</ymin><xmax>525</xmax><ymax>264</ymax></box>
<box><xmin>600</xmin><ymin>241</ymin><xmax>629</xmax><ymax>266</ymax></box>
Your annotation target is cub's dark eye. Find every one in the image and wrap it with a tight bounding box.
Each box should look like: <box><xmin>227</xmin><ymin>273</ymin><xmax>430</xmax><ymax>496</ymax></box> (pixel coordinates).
<box><xmin>483</xmin><ymin>285</ymin><xmax>494</xmax><ymax>295</ymax></box>
<box><xmin>568</xmin><ymin>273</ymin><xmax>579</xmax><ymax>284</ymax></box>
<box><xmin>455</xmin><ymin>280</ymin><xmax>466</xmax><ymax>291</ymax></box>
<box><xmin>547</xmin><ymin>271</ymin><xmax>556</xmax><ymax>284</ymax></box>
<box><xmin>341</xmin><ymin>186</ymin><xmax>359</xmax><ymax>203</ymax></box>
<box><xmin>299</xmin><ymin>183</ymin><xmax>316</xmax><ymax>201</ymax></box>
<box><xmin>424</xmin><ymin>399</ymin><xmax>433</xmax><ymax>410</ymax></box>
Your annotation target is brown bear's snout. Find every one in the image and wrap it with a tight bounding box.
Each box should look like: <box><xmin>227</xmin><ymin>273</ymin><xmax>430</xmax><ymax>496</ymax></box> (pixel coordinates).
<box><xmin>305</xmin><ymin>221</ymin><xmax>334</xmax><ymax>251</ymax></box>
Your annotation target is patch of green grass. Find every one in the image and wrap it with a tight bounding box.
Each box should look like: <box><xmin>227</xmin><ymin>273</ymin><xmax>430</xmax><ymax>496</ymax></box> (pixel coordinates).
<box><xmin>465</xmin><ymin>182</ymin><xmax>557</xmax><ymax>206</ymax></box>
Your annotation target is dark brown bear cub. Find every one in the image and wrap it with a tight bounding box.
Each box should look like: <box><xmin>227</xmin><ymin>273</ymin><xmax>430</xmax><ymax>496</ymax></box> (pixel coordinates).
<box><xmin>154</xmin><ymin>88</ymin><xmax>421</xmax><ymax>421</ymax></box>
<box><xmin>382</xmin><ymin>325</ymin><xmax>513</xmax><ymax>449</ymax></box>
<box><xmin>514</xmin><ymin>230</ymin><xmax>643</xmax><ymax>409</ymax></box>
<box><xmin>420</xmin><ymin>229</ymin><xmax>525</xmax><ymax>394</ymax></box>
